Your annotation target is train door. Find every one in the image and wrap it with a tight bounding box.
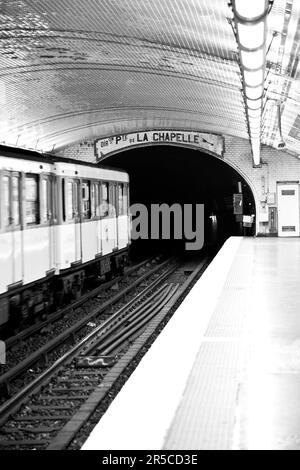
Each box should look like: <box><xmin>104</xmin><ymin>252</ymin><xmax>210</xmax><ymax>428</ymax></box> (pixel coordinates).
<box><xmin>0</xmin><ymin>172</ymin><xmax>23</xmax><ymax>289</ymax></box>
<box><xmin>63</xmin><ymin>179</ymin><xmax>81</xmax><ymax>265</ymax></box>
<box><xmin>73</xmin><ymin>180</ymin><xmax>81</xmax><ymax>261</ymax></box>
<box><xmin>81</xmin><ymin>180</ymin><xmax>100</xmax><ymax>263</ymax></box>
<box><xmin>41</xmin><ymin>175</ymin><xmax>55</xmax><ymax>272</ymax></box>
<box><xmin>100</xmin><ymin>182</ymin><xmax>117</xmax><ymax>255</ymax></box>
<box><xmin>277</xmin><ymin>183</ymin><xmax>300</xmax><ymax>237</ymax></box>
<box><xmin>91</xmin><ymin>182</ymin><xmax>102</xmax><ymax>255</ymax></box>
<box><xmin>111</xmin><ymin>183</ymin><xmax>118</xmax><ymax>251</ymax></box>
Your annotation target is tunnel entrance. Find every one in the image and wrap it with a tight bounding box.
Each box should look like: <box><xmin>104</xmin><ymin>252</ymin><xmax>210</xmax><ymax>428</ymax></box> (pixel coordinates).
<box><xmin>102</xmin><ymin>145</ymin><xmax>256</xmax><ymax>258</ymax></box>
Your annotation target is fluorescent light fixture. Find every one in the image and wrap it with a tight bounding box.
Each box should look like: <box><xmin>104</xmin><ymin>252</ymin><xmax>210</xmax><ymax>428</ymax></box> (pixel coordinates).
<box><xmin>237</xmin><ymin>22</ymin><xmax>265</xmax><ymax>49</ymax></box>
<box><xmin>244</xmin><ymin>69</ymin><xmax>264</xmax><ymax>87</ymax></box>
<box><xmin>252</xmin><ymin>138</ymin><xmax>261</xmax><ymax>148</ymax></box>
<box><xmin>249</xmin><ymin>125</ymin><xmax>261</xmax><ymax>133</ymax></box>
<box><xmin>245</xmin><ymin>85</ymin><xmax>263</xmax><ymax>100</ymax></box>
<box><xmin>250</xmin><ymin>132</ymin><xmax>261</xmax><ymax>138</ymax></box>
<box><xmin>247</xmin><ymin>98</ymin><xmax>262</xmax><ymax>110</ymax></box>
<box><xmin>249</xmin><ymin>114</ymin><xmax>261</xmax><ymax>123</ymax></box>
<box><xmin>249</xmin><ymin>120</ymin><xmax>261</xmax><ymax>132</ymax></box>
<box><xmin>234</xmin><ymin>0</ymin><xmax>268</xmax><ymax>20</ymax></box>
<box><xmin>249</xmin><ymin>117</ymin><xmax>261</xmax><ymax>125</ymax></box>
<box><xmin>249</xmin><ymin>121</ymin><xmax>261</xmax><ymax>128</ymax></box>
<box><xmin>248</xmin><ymin>108</ymin><xmax>261</xmax><ymax>118</ymax></box>
<box><xmin>252</xmin><ymin>140</ymin><xmax>261</xmax><ymax>166</ymax></box>
<box><xmin>250</xmin><ymin>124</ymin><xmax>261</xmax><ymax>132</ymax></box>
<box><xmin>241</xmin><ymin>49</ymin><xmax>264</xmax><ymax>69</ymax></box>
<box><xmin>250</xmin><ymin>130</ymin><xmax>261</xmax><ymax>137</ymax></box>
<box><xmin>232</xmin><ymin>0</ymin><xmax>269</xmax><ymax>167</ymax></box>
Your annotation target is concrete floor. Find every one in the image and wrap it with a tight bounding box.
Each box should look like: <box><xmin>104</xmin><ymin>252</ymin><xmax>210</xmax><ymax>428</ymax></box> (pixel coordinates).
<box><xmin>82</xmin><ymin>237</ymin><xmax>300</xmax><ymax>450</ymax></box>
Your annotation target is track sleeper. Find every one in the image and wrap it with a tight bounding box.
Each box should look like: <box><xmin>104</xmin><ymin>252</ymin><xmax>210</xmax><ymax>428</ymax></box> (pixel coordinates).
<box><xmin>30</xmin><ymin>405</ymin><xmax>74</xmax><ymax>410</ymax></box>
<box><xmin>13</xmin><ymin>415</ymin><xmax>70</xmax><ymax>421</ymax></box>
<box><xmin>39</xmin><ymin>395</ymin><xmax>86</xmax><ymax>400</ymax></box>
<box><xmin>0</xmin><ymin>439</ymin><xmax>48</xmax><ymax>447</ymax></box>
<box><xmin>1</xmin><ymin>426</ymin><xmax>61</xmax><ymax>433</ymax></box>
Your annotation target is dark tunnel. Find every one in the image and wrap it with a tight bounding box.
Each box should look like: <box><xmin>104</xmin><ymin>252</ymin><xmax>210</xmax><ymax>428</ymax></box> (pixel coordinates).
<box><xmin>103</xmin><ymin>145</ymin><xmax>256</xmax><ymax>258</ymax></box>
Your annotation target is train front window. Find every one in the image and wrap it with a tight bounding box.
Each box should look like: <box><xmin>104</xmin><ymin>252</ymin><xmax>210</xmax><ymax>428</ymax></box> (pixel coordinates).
<box><xmin>25</xmin><ymin>175</ymin><xmax>39</xmax><ymax>225</ymax></box>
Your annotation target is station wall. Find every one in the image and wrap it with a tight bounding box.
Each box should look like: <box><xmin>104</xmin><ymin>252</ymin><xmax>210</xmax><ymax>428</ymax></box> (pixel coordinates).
<box><xmin>56</xmin><ymin>135</ymin><xmax>300</xmax><ymax>236</ymax></box>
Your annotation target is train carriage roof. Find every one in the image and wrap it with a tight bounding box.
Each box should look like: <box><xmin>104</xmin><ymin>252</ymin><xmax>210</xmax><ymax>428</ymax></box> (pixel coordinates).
<box><xmin>0</xmin><ymin>144</ymin><xmax>128</xmax><ymax>176</ymax></box>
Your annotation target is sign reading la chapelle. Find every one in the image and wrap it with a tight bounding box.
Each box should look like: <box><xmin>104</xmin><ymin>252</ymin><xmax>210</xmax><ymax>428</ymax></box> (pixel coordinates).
<box><xmin>95</xmin><ymin>130</ymin><xmax>224</xmax><ymax>161</ymax></box>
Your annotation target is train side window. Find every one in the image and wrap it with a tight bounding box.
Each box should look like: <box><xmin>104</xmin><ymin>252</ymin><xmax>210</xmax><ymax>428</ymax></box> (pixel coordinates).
<box><xmin>96</xmin><ymin>183</ymin><xmax>100</xmax><ymax>216</ymax></box>
<box><xmin>25</xmin><ymin>174</ymin><xmax>39</xmax><ymax>225</ymax></box>
<box><xmin>109</xmin><ymin>183</ymin><xmax>116</xmax><ymax>217</ymax></box>
<box><xmin>82</xmin><ymin>181</ymin><xmax>91</xmax><ymax>219</ymax></box>
<box><xmin>64</xmin><ymin>179</ymin><xmax>79</xmax><ymax>221</ymax></box>
<box><xmin>73</xmin><ymin>180</ymin><xmax>79</xmax><ymax>218</ymax></box>
<box><xmin>91</xmin><ymin>182</ymin><xmax>100</xmax><ymax>218</ymax></box>
<box><xmin>123</xmin><ymin>184</ymin><xmax>128</xmax><ymax>215</ymax></box>
<box><xmin>41</xmin><ymin>177</ymin><xmax>52</xmax><ymax>223</ymax></box>
<box><xmin>2</xmin><ymin>173</ymin><xmax>21</xmax><ymax>228</ymax></box>
<box><xmin>12</xmin><ymin>175</ymin><xmax>20</xmax><ymax>226</ymax></box>
<box><xmin>117</xmin><ymin>184</ymin><xmax>122</xmax><ymax>216</ymax></box>
<box><xmin>118</xmin><ymin>184</ymin><xmax>124</xmax><ymax>216</ymax></box>
<box><xmin>3</xmin><ymin>175</ymin><xmax>10</xmax><ymax>227</ymax></box>
<box><xmin>100</xmin><ymin>182</ymin><xmax>109</xmax><ymax>217</ymax></box>
<box><xmin>65</xmin><ymin>180</ymin><xmax>74</xmax><ymax>220</ymax></box>
<box><xmin>118</xmin><ymin>184</ymin><xmax>128</xmax><ymax>216</ymax></box>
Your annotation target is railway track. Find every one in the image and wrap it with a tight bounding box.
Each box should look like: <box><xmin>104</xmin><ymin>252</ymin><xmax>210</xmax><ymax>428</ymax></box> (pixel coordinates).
<box><xmin>4</xmin><ymin>256</ymin><xmax>156</xmax><ymax>350</ymax></box>
<box><xmin>0</xmin><ymin>256</ymin><xmax>175</xmax><ymax>399</ymax></box>
<box><xmin>0</xmin><ymin>254</ymin><xmax>210</xmax><ymax>450</ymax></box>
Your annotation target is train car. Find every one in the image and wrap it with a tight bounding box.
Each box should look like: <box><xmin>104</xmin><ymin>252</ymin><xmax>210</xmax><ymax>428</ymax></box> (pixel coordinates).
<box><xmin>0</xmin><ymin>146</ymin><xmax>130</xmax><ymax>334</ymax></box>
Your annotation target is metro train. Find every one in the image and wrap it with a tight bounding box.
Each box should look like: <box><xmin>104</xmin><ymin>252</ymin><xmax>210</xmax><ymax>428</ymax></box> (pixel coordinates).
<box><xmin>0</xmin><ymin>146</ymin><xmax>130</xmax><ymax>334</ymax></box>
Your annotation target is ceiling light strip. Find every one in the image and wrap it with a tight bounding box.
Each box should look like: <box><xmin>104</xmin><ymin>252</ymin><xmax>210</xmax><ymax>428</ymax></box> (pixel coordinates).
<box><xmin>231</xmin><ymin>0</ymin><xmax>270</xmax><ymax>166</ymax></box>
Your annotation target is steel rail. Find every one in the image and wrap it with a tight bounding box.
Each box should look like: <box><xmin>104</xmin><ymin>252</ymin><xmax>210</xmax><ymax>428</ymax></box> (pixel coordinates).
<box><xmin>0</xmin><ymin>261</ymin><xmax>178</xmax><ymax>426</ymax></box>
<box><xmin>0</xmin><ymin>257</ymin><xmax>176</xmax><ymax>395</ymax></box>
<box><xmin>5</xmin><ymin>256</ymin><xmax>156</xmax><ymax>349</ymax></box>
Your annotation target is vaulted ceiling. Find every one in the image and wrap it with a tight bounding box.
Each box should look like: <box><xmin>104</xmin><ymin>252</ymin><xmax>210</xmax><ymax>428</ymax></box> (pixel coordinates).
<box><xmin>0</xmin><ymin>0</ymin><xmax>299</xmax><ymax>157</ymax></box>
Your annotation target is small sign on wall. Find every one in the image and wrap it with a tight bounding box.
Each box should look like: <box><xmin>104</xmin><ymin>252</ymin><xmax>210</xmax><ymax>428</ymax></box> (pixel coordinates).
<box><xmin>267</xmin><ymin>192</ymin><xmax>276</xmax><ymax>204</ymax></box>
<box><xmin>243</xmin><ymin>215</ymin><xmax>253</xmax><ymax>227</ymax></box>
<box><xmin>259</xmin><ymin>210</ymin><xmax>269</xmax><ymax>222</ymax></box>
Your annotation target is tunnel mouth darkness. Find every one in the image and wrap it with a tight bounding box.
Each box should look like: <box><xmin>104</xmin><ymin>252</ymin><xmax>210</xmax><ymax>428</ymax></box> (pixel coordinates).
<box><xmin>102</xmin><ymin>145</ymin><xmax>256</xmax><ymax>259</ymax></box>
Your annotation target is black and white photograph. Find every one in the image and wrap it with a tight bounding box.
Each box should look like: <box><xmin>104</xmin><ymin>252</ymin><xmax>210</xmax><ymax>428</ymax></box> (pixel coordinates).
<box><xmin>0</xmin><ymin>0</ymin><xmax>300</xmax><ymax>455</ymax></box>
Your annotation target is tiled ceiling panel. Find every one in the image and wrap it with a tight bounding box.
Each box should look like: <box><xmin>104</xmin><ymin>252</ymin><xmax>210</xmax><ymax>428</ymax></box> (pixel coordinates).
<box><xmin>0</xmin><ymin>0</ymin><xmax>299</xmax><ymax>157</ymax></box>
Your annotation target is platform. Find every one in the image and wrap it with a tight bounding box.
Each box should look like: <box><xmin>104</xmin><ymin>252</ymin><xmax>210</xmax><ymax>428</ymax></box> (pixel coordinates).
<box><xmin>81</xmin><ymin>237</ymin><xmax>300</xmax><ymax>450</ymax></box>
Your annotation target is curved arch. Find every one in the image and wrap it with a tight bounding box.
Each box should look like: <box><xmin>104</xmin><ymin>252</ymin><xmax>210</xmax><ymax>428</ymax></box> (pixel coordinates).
<box><xmin>101</xmin><ymin>141</ymin><xmax>259</xmax><ymax>235</ymax></box>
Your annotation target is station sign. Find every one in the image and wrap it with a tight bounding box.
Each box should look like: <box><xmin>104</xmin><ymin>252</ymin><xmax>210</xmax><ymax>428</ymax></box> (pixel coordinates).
<box><xmin>95</xmin><ymin>130</ymin><xmax>224</xmax><ymax>161</ymax></box>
